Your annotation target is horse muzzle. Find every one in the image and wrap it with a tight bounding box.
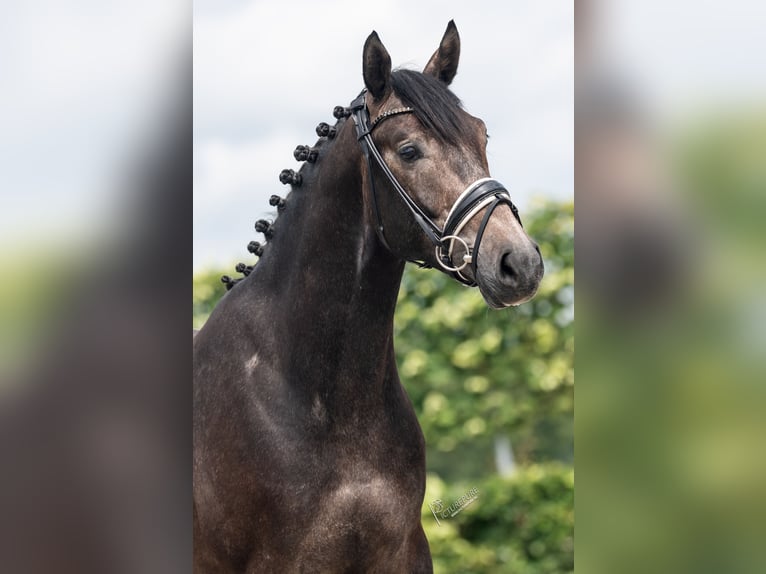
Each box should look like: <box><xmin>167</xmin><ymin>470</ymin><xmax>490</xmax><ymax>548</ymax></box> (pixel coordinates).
<box><xmin>435</xmin><ymin>178</ymin><xmax>544</xmax><ymax>308</ymax></box>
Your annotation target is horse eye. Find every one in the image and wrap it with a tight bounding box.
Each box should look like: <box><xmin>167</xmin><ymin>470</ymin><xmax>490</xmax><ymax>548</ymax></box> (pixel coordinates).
<box><xmin>398</xmin><ymin>144</ymin><xmax>420</xmax><ymax>162</ymax></box>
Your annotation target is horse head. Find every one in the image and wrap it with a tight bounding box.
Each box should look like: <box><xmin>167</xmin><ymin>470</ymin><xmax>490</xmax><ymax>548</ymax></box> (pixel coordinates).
<box><xmin>356</xmin><ymin>21</ymin><xmax>544</xmax><ymax>308</ymax></box>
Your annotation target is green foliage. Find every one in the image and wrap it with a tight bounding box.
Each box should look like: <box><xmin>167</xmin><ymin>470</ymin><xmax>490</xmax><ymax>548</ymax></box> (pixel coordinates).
<box><xmin>193</xmin><ymin>268</ymin><xmax>227</xmax><ymax>330</ymax></box>
<box><xmin>423</xmin><ymin>465</ymin><xmax>574</xmax><ymax>574</ymax></box>
<box><xmin>193</xmin><ymin>199</ymin><xmax>574</xmax><ymax>572</ymax></box>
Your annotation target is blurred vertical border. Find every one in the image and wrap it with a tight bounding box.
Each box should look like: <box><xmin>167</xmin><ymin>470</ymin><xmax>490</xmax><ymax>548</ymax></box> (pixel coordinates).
<box><xmin>0</xmin><ymin>1</ymin><xmax>192</xmax><ymax>572</ymax></box>
<box><xmin>577</xmin><ymin>1</ymin><xmax>766</xmax><ymax>573</ymax></box>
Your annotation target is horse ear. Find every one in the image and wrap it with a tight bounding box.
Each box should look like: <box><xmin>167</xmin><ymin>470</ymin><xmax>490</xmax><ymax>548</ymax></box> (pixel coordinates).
<box><xmin>363</xmin><ymin>31</ymin><xmax>392</xmax><ymax>102</ymax></box>
<box><xmin>423</xmin><ymin>20</ymin><xmax>461</xmax><ymax>86</ymax></box>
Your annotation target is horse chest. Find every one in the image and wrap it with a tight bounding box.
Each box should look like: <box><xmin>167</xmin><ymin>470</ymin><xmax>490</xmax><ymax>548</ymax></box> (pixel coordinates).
<box><xmin>322</xmin><ymin>474</ymin><xmax>418</xmax><ymax>529</ymax></box>
<box><xmin>258</xmin><ymin>401</ymin><xmax>427</xmax><ymax>556</ymax></box>
<box><xmin>280</xmin><ymin>471</ymin><xmax>423</xmax><ymax>571</ymax></box>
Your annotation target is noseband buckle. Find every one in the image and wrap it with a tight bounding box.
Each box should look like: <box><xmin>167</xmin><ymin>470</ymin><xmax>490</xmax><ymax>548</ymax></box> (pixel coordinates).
<box><xmin>436</xmin><ymin>235</ymin><xmax>472</xmax><ymax>272</ymax></box>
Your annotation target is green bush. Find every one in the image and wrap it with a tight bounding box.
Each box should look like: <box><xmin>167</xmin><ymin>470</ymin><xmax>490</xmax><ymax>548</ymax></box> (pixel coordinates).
<box><xmin>423</xmin><ymin>465</ymin><xmax>574</xmax><ymax>574</ymax></box>
<box><xmin>193</xmin><ymin>268</ymin><xmax>226</xmax><ymax>329</ymax></box>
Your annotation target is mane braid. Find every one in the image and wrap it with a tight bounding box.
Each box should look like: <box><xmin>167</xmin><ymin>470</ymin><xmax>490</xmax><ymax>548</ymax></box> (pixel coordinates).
<box><xmin>389</xmin><ymin>69</ymin><xmax>470</xmax><ymax>145</ymax></box>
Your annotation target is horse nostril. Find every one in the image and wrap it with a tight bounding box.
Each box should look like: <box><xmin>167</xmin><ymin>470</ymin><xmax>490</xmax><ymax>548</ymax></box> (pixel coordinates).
<box><xmin>500</xmin><ymin>252</ymin><xmax>517</xmax><ymax>281</ymax></box>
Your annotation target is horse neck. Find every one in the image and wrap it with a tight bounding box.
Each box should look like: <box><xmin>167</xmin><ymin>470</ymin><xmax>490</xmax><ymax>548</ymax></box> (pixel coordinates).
<box><xmin>245</xmin><ymin>117</ymin><xmax>406</xmax><ymax>391</ymax></box>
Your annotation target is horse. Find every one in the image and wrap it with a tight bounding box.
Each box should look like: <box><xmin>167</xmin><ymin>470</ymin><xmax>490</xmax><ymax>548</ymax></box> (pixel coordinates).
<box><xmin>193</xmin><ymin>21</ymin><xmax>544</xmax><ymax>573</ymax></box>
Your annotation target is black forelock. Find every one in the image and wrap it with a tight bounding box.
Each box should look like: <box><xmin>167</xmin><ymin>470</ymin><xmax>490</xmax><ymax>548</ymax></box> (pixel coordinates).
<box><xmin>389</xmin><ymin>69</ymin><xmax>472</xmax><ymax>145</ymax></box>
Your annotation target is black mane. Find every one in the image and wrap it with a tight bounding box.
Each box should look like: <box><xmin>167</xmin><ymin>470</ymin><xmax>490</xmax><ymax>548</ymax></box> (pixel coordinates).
<box><xmin>390</xmin><ymin>69</ymin><xmax>471</xmax><ymax>145</ymax></box>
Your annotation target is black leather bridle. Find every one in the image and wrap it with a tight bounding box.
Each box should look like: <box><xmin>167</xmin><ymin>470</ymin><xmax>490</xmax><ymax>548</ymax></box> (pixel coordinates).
<box><xmin>349</xmin><ymin>91</ymin><xmax>521</xmax><ymax>287</ymax></box>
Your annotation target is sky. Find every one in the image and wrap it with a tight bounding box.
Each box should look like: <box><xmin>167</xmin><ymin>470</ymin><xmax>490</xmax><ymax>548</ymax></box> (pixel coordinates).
<box><xmin>193</xmin><ymin>1</ymin><xmax>575</xmax><ymax>270</ymax></box>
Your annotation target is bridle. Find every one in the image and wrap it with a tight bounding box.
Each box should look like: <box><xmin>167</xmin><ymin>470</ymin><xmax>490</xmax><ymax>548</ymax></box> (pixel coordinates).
<box><xmin>348</xmin><ymin>90</ymin><xmax>522</xmax><ymax>287</ymax></box>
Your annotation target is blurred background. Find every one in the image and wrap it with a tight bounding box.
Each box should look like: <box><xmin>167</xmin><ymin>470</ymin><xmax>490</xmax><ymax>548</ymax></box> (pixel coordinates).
<box><xmin>577</xmin><ymin>1</ymin><xmax>766</xmax><ymax>573</ymax></box>
<box><xmin>0</xmin><ymin>1</ymin><xmax>192</xmax><ymax>572</ymax></box>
